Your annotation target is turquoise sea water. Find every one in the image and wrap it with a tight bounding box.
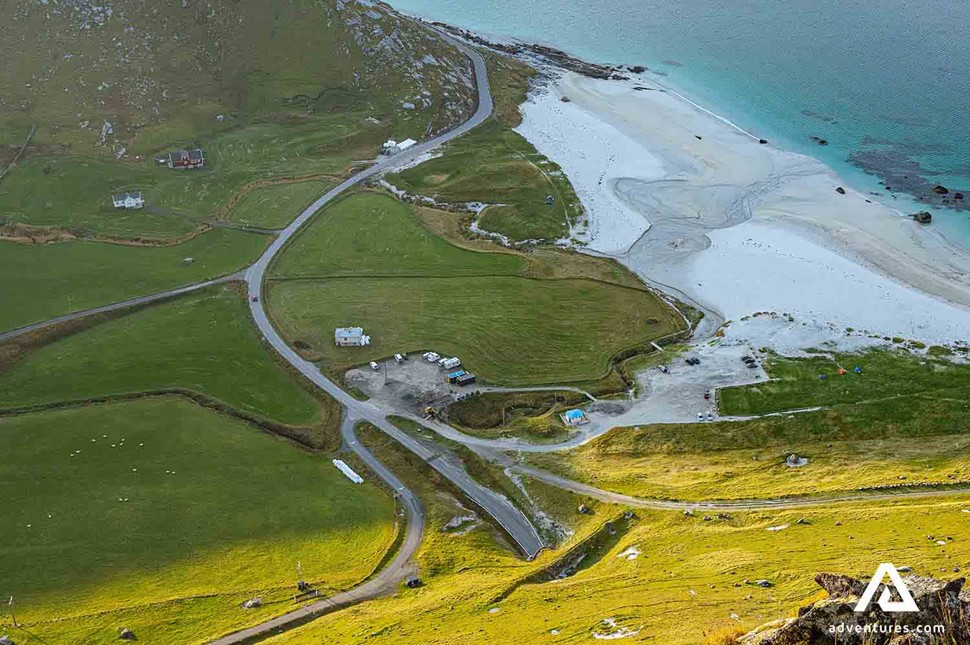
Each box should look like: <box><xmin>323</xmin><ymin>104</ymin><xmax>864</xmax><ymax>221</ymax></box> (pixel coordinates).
<box><xmin>388</xmin><ymin>0</ymin><xmax>970</xmax><ymax>245</ymax></box>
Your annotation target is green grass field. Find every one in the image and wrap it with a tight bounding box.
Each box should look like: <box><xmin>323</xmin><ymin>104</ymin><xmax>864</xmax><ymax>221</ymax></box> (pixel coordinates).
<box><xmin>0</xmin><ymin>285</ymin><xmax>333</xmax><ymax>433</ymax></box>
<box><xmin>224</xmin><ymin>180</ymin><xmax>331</xmax><ymax>229</ymax></box>
<box><xmin>386</xmin><ymin>119</ymin><xmax>583</xmax><ymax>242</ymax></box>
<box><xmin>270</xmin><ymin>276</ymin><xmax>673</xmax><ymax>386</ymax></box>
<box><xmin>0</xmin><ymin>398</ymin><xmax>396</xmax><ymax>644</ymax></box>
<box><xmin>0</xmin><ymin>228</ymin><xmax>268</xmax><ymax>333</ymax></box>
<box><xmin>264</xmin><ymin>425</ymin><xmax>970</xmax><ymax>645</ymax></box>
<box><xmin>271</xmin><ymin>192</ymin><xmax>524</xmax><ymax>278</ymax></box>
<box><xmin>719</xmin><ymin>348</ymin><xmax>970</xmax><ymax>415</ymax></box>
<box><xmin>267</xmin><ymin>192</ymin><xmax>682</xmax><ymax>386</ymax></box>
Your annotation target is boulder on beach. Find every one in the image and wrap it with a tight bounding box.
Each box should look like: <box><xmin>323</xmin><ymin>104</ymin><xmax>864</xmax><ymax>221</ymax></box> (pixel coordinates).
<box><xmin>628</xmin><ymin>65</ymin><xmax>647</xmax><ymax>73</ymax></box>
<box><xmin>560</xmin><ymin>96</ymin><xmax>571</xmax><ymax>103</ymax></box>
<box><xmin>912</xmin><ymin>211</ymin><xmax>932</xmax><ymax>224</ymax></box>
<box><xmin>759</xmin><ymin>138</ymin><xmax>768</xmax><ymax>144</ymax></box>
<box><xmin>835</xmin><ymin>186</ymin><xmax>846</xmax><ymax>195</ymax></box>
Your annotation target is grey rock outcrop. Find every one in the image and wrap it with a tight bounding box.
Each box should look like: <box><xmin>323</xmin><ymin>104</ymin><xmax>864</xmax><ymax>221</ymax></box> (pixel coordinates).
<box><xmin>739</xmin><ymin>572</ymin><xmax>970</xmax><ymax>644</ymax></box>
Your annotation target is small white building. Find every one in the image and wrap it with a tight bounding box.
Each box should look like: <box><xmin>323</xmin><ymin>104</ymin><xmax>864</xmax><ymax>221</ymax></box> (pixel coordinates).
<box><xmin>334</xmin><ymin>327</ymin><xmax>370</xmax><ymax>347</ymax></box>
<box><xmin>561</xmin><ymin>409</ymin><xmax>589</xmax><ymax>426</ymax></box>
<box><xmin>382</xmin><ymin>138</ymin><xmax>418</xmax><ymax>155</ymax></box>
<box><xmin>112</xmin><ymin>191</ymin><xmax>144</xmax><ymax>209</ymax></box>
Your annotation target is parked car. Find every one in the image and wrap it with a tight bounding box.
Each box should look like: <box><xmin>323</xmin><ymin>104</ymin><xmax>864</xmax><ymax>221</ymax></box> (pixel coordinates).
<box><xmin>369</xmin><ymin>361</ymin><xmax>379</xmax><ymax>371</ymax></box>
<box><xmin>394</xmin><ymin>354</ymin><xmax>404</xmax><ymax>363</ymax></box>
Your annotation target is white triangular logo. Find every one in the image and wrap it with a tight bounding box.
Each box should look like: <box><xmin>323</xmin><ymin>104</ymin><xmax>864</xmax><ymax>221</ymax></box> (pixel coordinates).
<box><xmin>854</xmin><ymin>563</ymin><xmax>919</xmax><ymax>613</ymax></box>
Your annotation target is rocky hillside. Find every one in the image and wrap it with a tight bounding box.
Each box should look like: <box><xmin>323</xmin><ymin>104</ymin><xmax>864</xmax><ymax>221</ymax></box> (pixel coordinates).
<box><xmin>739</xmin><ymin>572</ymin><xmax>970</xmax><ymax>644</ymax></box>
<box><xmin>0</xmin><ymin>0</ymin><xmax>474</xmax><ymax>157</ymax></box>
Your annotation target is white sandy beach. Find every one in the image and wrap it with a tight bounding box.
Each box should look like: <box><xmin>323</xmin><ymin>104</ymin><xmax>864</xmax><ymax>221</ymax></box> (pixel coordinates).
<box><xmin>516</xmin><ymin>69</ymin><xmax>970</xmax><ymax>349</ymax></box>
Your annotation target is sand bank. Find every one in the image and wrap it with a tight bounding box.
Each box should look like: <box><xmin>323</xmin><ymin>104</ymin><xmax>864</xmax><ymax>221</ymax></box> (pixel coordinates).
<box><xmin>516</xmin><ymin>70</ymin><xmax>970</xmax><ymax>348</ymax></box>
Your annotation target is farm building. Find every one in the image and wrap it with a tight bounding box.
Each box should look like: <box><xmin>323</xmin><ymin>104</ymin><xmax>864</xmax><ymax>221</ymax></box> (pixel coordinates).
<box><xmin>167</xmin><ymin>148</ymin><xmax>205</xmax><ymax>169</ymax></box>
<box><xmin>334</xmin><ymin>327</ymin><xmax>370</xmax><ymax>347</ymax></box>
<box><xmin>562</xmin><ymin>409</ymin><xmax>589</xmax><ymax>426</ymax></box>
<box><xmin>382</xmin><ymin>138</ymin><xmax>417</xmax><ymax>154</ymax></box>
<box><xmin>447</xmin><ymin>370</ymin><xmax>466</xmax><ymax>384</ymax></box>
<box><xmin>112</xmin><ymin>191</ymin><xmax>144</xmax><ymax>209</ymax></box>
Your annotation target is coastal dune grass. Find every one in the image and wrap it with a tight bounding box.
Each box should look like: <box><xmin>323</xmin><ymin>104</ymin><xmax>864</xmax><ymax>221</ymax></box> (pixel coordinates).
<box><xmin>0</xmin><ymin>397</ymin><xmax>397</xmax><ymax>644</ymax></box>
<box><xmin>267</xmin><ymin>192</ymin><xmax>681</xmax><ymax>386</ymax></box>
<box><xmin>0</xmin><ymin>285</ymin><xmax>333</xmax><ymax>433</ymax></box>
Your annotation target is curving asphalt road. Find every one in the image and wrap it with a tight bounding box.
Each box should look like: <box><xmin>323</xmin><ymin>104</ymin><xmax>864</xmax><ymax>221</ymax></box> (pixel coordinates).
<box><xmin>207</xmin><ymin>29</ymin><xmax>540</xmax><ymax>645</ymax></box>
<box><xmin>207</xmin><ymin>416</ymin><xmax>424</xmax><ymax>645</ymax></box>
<box><xmin>242</xmin><ymin>33</ymin><xmax>543</xmax><ymax>562</ymax></box>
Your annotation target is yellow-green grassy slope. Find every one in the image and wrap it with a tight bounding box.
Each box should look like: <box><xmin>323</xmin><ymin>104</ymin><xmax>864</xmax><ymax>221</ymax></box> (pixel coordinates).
<box><xmin>264</xmin><ymin>431</ymin><xmax>970</xmax><ymax>644</ymax></box>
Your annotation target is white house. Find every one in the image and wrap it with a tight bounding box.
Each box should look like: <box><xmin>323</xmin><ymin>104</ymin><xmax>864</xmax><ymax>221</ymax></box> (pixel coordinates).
<box><xmin>334</xmin><ymin>327</ymin><xmax>370</xmax><ymax>347</ymax></box>
<box><xmin>112</xmin><ymin>191</ymin><xmax>144</xmax><ymax>209</ymax></box>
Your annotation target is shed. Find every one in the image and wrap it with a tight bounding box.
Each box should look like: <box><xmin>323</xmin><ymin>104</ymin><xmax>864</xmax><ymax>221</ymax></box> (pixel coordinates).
<box><xmin>562</xmin><ymin>409</ymin><xmax>589</xmax><ymax>426</ymax></box>
<box><xmin>447</xmin><ymin>370</ymin><xmax>466</xmax><ymax>384</ymax></box>
<box><xmin>455</xmin><ymin>372</ymin><xmax>476</xmax><ymax>386</ymax></box>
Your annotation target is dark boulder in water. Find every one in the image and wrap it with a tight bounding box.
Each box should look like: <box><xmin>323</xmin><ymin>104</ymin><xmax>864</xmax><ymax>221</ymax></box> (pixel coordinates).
<box><xmin>933</xmin><ymin>184</ymin><xmax>949</xmax><ymax>194</ymax></box>
<box><xmin>955</xmin><ymin>192</ymin><xmax>964</xmax><ymax>200</ymax></box>
<box><xmin>759</xmin><ymin>138</ymin><xmax>768</xmax><ymax>144</ymax></box>
<box><xmin>912</xmin><ymin>211</ymin><xmax>932</xmax><ymax>224</ymax></box>
<box><xmin>809</xmin><ymin>135</ymin><xmax>829</xmax><ymax>146</ymax></box>
<box><xmin>835</xmin><ymin>186</ymin><xmax>846</xmax><ymax>195</ymax></box>
<box><xmin>628</xmin><ymin>65</ymin><xmax>647</xmax><ymax>73</ymax></box>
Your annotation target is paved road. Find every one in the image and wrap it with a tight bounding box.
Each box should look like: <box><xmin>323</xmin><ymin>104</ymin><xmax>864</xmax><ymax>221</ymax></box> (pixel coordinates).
<box><xmin>513</xmin><ymin>464</ymin><xmax>970</xmax><ymax>511</ymax></box>
<box><xmin>0</xmin><ymin>273</ymin><xmax>243</xmax><ymax>342</ymax></box>
<box><xmin>242</xmin><ymin>34</ymin><xmax>543</xmax><ymax>561</ymax></box>
<box><xmin>209</xmin><ymin>30</ymin><xmax>540</xmax><ymax>645</ymax></box>
<box><xmin>208</xmin><ymin>415</ymin><xmax>424</xmax><ymax>645</ymax></box>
